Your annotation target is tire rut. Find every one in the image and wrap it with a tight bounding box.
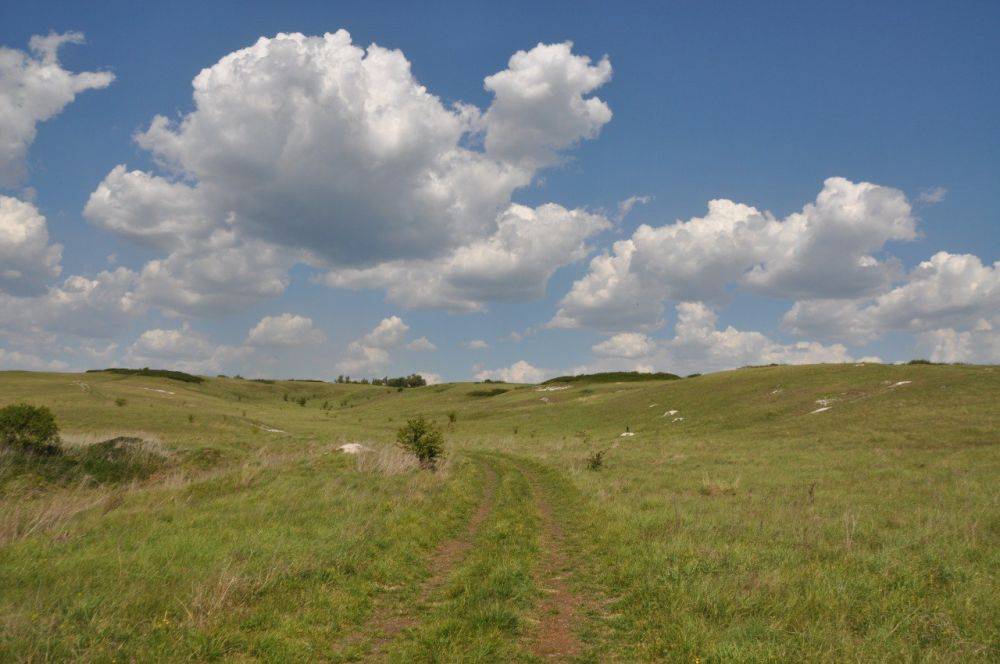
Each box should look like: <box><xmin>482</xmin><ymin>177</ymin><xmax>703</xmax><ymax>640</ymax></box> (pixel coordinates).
<box><xmin>340</xmin><ymin>459</ymin><xmax>499</xmax><ymax>660</ymax></box>
<box><xmin>519</xmin><ymin>463</ymin><xmax>585</xmax><ymax>661</ymax></box>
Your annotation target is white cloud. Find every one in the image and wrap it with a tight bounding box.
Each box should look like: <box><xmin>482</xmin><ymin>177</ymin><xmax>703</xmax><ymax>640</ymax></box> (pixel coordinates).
<box><xmin>337</xmin><ymin>315</ymin><xmax>409</xmax><ymax>373</ymax></box>
<box><xmin>917</xmin><ymin>186</ymin><xmax>947</xmax><ymax>205</ymax></box>
<box><xmin>579</xmin><ymin>303</ymin><xmax>858</xmax><ymax>376</ymax></box>
<box><xmin>86</xmin><ymin>32</ymin><xmax>611</xmax><ymax>283</ymax></box>
<box><xmin>592</xmin><ymin>332</ymin><xmax>653</xmax><ymax>358</ymax></box>
<box><xmin>416</xmin><ymin>371</ymin><xmax>443</xmax><ymax>385</ymax></box>
<box><xmin>133</xmin><ymin>231</ymin><xmax>294</xmax><ymax>316</ymax></box>
<box><xmin>474</xmin><ymin>359</ymin><xmax>551</xmax><ymax>384</ymax></box>
<box><xmin>0</xmin><ymin>267</ymin><xmax>140</xmax><ymax>340</ymax></box>
<box><xmin>0</xmin><ymin>32</ymin><xmax>114</xmax><ymax>185</ymax></box>
<box><xmin>782</xmin><ymin>252</ymin><xmax>1000</xmax><ymax>344</ymax></box>
<box><xmin>0</xmin><ymin>346</ymin><xmax>68</xmax><ymax>371</ymax></box>
<box><xmin>464</xmin><ymin>339</ymin><xmax>489</xmax><ymax>350</ymax></box>
<box><xmin>481</xmin><ymin>41</ymin><xmax>612</xmax><ymax>168</ymax></box>
<box><xmin>552</xmin><ymin>178</ymin><xmax>917</xmax><ymax>331</ymax></box>
<box><xmin>615</xmin><ymin>194</ymin><xmax>651</xmax><ymax>222</ymax></box>
<box><xmin>246</xmin><ymin>313</ymin><xmax>324</xmax><ymax>347</ymax></box>
<box><xmin>405</xmin><ymin>336</ymin><xmax>436</xmax><ymax>351</ymax></box>
<box><xmin>0</xmin><ymin>195</ymin><xmax>62</xmax><ymax>295</ymax></box>
<box><xmin>123</xmin><ymin>323</ymin><xmax>246</xmax><ymax>375</ymax></box>
<box><xmin>917</xmin><ymin>319</ymin><xmax>999</xmax><ymax>364</ymax></box>
<box><xmin>324</xmin><ymin>202</ymin><xmax>609</xmax><ymax>311</ymax></box>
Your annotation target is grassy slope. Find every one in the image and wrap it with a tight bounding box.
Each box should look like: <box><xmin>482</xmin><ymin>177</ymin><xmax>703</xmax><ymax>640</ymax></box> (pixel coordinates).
<box><xmin>0</xmin><ymin>364</ymin><xmax>997</xmax><ymax>661</ymax></box>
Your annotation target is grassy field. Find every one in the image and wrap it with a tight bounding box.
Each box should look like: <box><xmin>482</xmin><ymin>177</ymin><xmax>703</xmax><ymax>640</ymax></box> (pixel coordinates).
<box><xmin>0</xmin><ymin>363</ymin><xmax>997</xmax><ymax>662</ymax></box>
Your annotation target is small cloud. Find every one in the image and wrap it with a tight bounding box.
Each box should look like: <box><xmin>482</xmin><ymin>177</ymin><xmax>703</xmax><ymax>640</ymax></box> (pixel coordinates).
<box><xmin>616</xmin><ymin>195</ymin><xmax>652</xmax><ymax>222</ymax></box>
<box><xmin>917</xmin><ymin>186</ymin><xmax>947</xmax><ymax>205</ymax></box>
<box><xmin>463</xmin><ymin>339</ymin><xmax>489</xmax><ymax>350</ymax></box>
<box><xmin>406</xmin><ymin>336</ymin><xmax>436</xmax><ymax>351</ymax></box>
<box><xmin>416</xmin><ymin>371</ymin><xmax>443</xmax><ymax>385</ymax></box>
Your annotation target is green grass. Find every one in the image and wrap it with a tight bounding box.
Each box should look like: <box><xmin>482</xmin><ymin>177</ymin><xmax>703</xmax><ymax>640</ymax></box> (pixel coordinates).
<box><xmin>0</xmin><ymin>363</ymin><xmax>997</xmax><ymax>661</ymax></box>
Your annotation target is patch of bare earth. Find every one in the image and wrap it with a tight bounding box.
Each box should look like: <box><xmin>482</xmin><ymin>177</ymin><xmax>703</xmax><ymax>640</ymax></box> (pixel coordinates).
<box><xmin>525</xmin><ymin>472</ymin><xmax>584</xmax><ymax>661</ymax></box>
<box><xmin>340</xmin><ymin>461</ymin><xmax>498</xmax><ymax>658</ymax></box>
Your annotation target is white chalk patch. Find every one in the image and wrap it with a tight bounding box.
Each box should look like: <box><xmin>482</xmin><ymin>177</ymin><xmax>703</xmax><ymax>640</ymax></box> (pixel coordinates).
<box><xmin>73</xmin><ymin>381</ymin><xmax>90</xmax><ymax>391</ymax></box>
<box><xmin>815</xmin><ymin>398</ymin><xmax>835</xmax><ymax>406</ymax></box>
<box><xmin>770</xmin><ymin>387</ymin><xmax>783</xmax><ymax>395</ymax></box>
<box><xmin>254</xmin><ymin>424</ymin><xmax>287</xmax><ymax>433</ymax></box>
<box><xmin>539</xmin><ymin>396</ymin><xmax>550</xmax><ymax>403</ymax></box>
<box><xmin>620</xmin><ymin>431</ymin><xmax>635</xmax><ymax>437</ymax></box>
<box><xmin>338</xmin><ymin>443</ymin><xmax>367</xmax><ymax>454</ymax></box>
<box><xmin>141</xmin><ymin>387</ymin><xmax>175</xmax><ymax>396</ymax></box>
<box><xmin>648</xmin><ymin>403</ymin><xmax>657</xmax><ymax>407</ymax></box>
<box><xmin>810</xmin><ymin>406</ymin><xmax>831</xmax><ymax>414</ymax></box>
<box><xmin>535</xmin><ymin>386</ymin><xmax>569</xmax><ymax>392</ymax></box>
<box><xmin>663</xmin><ymin>410</ymin><xmax>678</xmax><ymax>417</ymax></box>
<box><xmin>888</xmin><ymin>380</ymin><xmax>912</xmax><ymax>388</ymax></box>
<box><xmin>672</xmin><ymin>417</ymin><xmax>685</xmax><ymax>422</ymax></box>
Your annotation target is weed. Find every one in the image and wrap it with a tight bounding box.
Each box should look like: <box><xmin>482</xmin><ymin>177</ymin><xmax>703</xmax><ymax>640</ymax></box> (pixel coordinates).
<box><xmin>115</xmin><ymin>398</ymin><xmax>127</xmax><ymax>407</ymax></box>
<box><xmin>586</xmin><ymin>449</ymin><xmax>606</xmax><ymax>471</ymax></box>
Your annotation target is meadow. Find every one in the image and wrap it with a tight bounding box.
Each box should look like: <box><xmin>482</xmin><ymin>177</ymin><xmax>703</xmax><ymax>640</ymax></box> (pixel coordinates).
<box><xmin>0</xmin><ymin>363</ymin><xmax>997</xmax><ymax>662</ymax></box>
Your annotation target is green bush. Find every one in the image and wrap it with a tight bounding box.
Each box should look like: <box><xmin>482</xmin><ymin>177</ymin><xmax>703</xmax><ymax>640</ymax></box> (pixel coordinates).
<box><xmin>0</xmin><ymin>403</ymin><xmax>61</xmax><ymax>455</ymax></box>
<box><xmin>396</xmin><ymin>416</ymin><xmax>444</xmax><ymax>470</ymax></box>
<box><xmin>467</xmin><ymin>388</ymin><xmax>508</xmax><ymax>398</ymax></box>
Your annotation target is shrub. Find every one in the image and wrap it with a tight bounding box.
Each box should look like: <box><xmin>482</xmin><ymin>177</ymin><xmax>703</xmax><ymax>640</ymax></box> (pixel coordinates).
<box><xmin>115</xmin><ymin>398</ymin><xmax>127</xmax><ymax>407</ymax></box>
<box><xmin>0</xmin><ymin>403</ymin><xmax>61</xmax><ymax>455</ymax></box>
<box><xmin>447</xmin><ymin>411</ymin><xmax>457</xmax><ymax>424</ymax></box>
<box><xmin>908</xmin><ymin>359</ymin><xmax>933</xmax><ymax>365</ymax></box>
<box><xmin>586</xmin><ymin>449</ymin><xmax>606</xmax><ymax>471</ymax></box>
<box><xmin>467</xmin><ymin>388</ymin><xmax>508</xmax><ymax>398</ymax></box>
<box><xmin>296</xmin><ymin>396</ymin><xmax>307</xmax><ymax>407</ymax></box>
<box><xmin>395</xmin><ymin>416</ymin><xmax>444</xmax><ymax>470</ymax></box>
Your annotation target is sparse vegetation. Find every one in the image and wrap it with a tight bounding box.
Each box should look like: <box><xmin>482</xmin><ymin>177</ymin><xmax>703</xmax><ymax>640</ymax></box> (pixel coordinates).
<box><xmin>585</xmin><ymin>449</ymin><xmax>606</xmax><ymax>470</ymax></box>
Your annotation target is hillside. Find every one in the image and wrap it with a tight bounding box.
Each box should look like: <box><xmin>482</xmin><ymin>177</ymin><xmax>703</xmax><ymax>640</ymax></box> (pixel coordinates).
<box><xmin>1</xmin><ymin>364</ymin><xmax>997</xmax><ymax>661</ymax></box>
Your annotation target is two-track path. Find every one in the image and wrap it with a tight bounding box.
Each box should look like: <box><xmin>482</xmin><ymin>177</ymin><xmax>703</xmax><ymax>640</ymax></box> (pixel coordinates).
<box><xmin>336</xmin><ymin>453</ymin><xmax>590</xmax><ymax>662</ymax></box>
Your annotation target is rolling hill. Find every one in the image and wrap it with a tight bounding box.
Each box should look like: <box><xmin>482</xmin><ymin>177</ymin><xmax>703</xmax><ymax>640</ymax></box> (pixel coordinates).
<box><xmin>1</xmin><ymin>363</ymin><xmax>997</xmax><ymax>661</ymax></box>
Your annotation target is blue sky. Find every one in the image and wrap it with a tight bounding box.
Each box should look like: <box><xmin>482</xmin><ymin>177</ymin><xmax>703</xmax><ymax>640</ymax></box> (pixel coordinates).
<box><xmin>1</xmin><ymin>0</ymin><xmax>997</xmax><ymax>381</ymax></box>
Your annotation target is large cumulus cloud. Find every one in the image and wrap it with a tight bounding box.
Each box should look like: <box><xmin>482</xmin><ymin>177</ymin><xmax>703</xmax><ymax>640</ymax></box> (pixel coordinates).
<box><xmin>551</xmin><ymin>178</ymin><xmax>917</xmax><ymax>331</ymax></box>
<box><xmin>85</xmin><ymin>31</ymin><xmax>613</xmax><ymax>313</ymax></box>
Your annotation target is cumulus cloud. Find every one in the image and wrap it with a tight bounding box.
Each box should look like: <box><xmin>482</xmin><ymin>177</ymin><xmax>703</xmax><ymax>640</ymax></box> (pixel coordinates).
<box><xmin>337</xmin><ymin>315</ymin><xmax>410</xmax><ymax>373</ymax></box>
<box><xmin>0</xmin><ymin>32</ymin><xmax>114</xmax><ymax>185</ymax></box>
<box><xmin>124</xmin><ymin>323</ymin><xmax>247</xmax><ymax>374</ymax></box>
<box><xmin>86</xmin><ymin>32</ymin><xmax>611</xmax><ymax>287</ymax></box>
<box><xmin>552</xmin><ymin>178</ymin><xmax>917</xmax><ymax>331</ymax></box>
<box><xmin>324</xmin><ymin>203</ymin><xmax>609</xmax><ymax>311</ymax></box>
<box><xmin>481</xmin><ymin>41</ymin><xmax>612</xmax><ymax>168</ymax></box>
<box><xmin>782</xmin><ymin>252</ymin><xmax>1000</xmax><ymax>344</ymax></box>
<box><xmin>464</xmin><ymin>339</ymin><xmax>489</xmax><ymax>350</ymax></box>
<box><xmin>0</xmin><ymin>195</ymin><xmax>62</xmax><ymax>295</ymax></box>
<box><xmin>917</xmin><ymin>320</ymin><xmax>999</xmax><ymax>364</ymax></box>
<box><xmin>0</xmin><ymin>346</ymin><xmax>68</xmax><ymax>371</ymax></box>
<box><xmin>405</xmin><ymin>336</ymin><xmax>436</xmax><ymax>351</ymax></box>
<box><xmin>474</xmin><ymin>359</ymin><xmax>552</xmax><ymax>383</ymax></box>
<box><xmin>592</xmin><ymin>332</ymin><xmax>654</xmax><ymax>358</ymax></box>
<box><xmin>578</xmin><ymin>303</ymin><xmax>858</xmax><ymax>376</ymax></box>
<box><xmin>0</xmin><ymin>267</ymin><xmax>139</xmax><ymax>340</ymax></box>
<box><xmin>133</xmin><ymin>231</ymin><xmax>294</xmax><ymax>316</ymax></box>
<box><xmin>246</xmin><ymin>313</ymin><xmax>324</xmax><ymax>347</ymax></box>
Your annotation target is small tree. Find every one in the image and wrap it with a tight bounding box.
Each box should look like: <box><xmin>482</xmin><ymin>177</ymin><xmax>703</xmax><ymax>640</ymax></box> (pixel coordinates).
<box><xmin>396</xmin><ymin>416</ymin><xmax>444</xmax><ymax>470</ymax></box>
<box><xmin>0</xmin><ymin>403</ymin><xmax>61</xmax><ymax>455</ymax></box>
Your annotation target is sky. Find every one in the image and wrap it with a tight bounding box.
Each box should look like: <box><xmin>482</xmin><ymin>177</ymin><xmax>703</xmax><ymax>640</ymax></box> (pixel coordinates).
<box><xmin>0</xmin><ymin>0</ymin><xmax>997</xmax><ymax>382</ymax></box>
